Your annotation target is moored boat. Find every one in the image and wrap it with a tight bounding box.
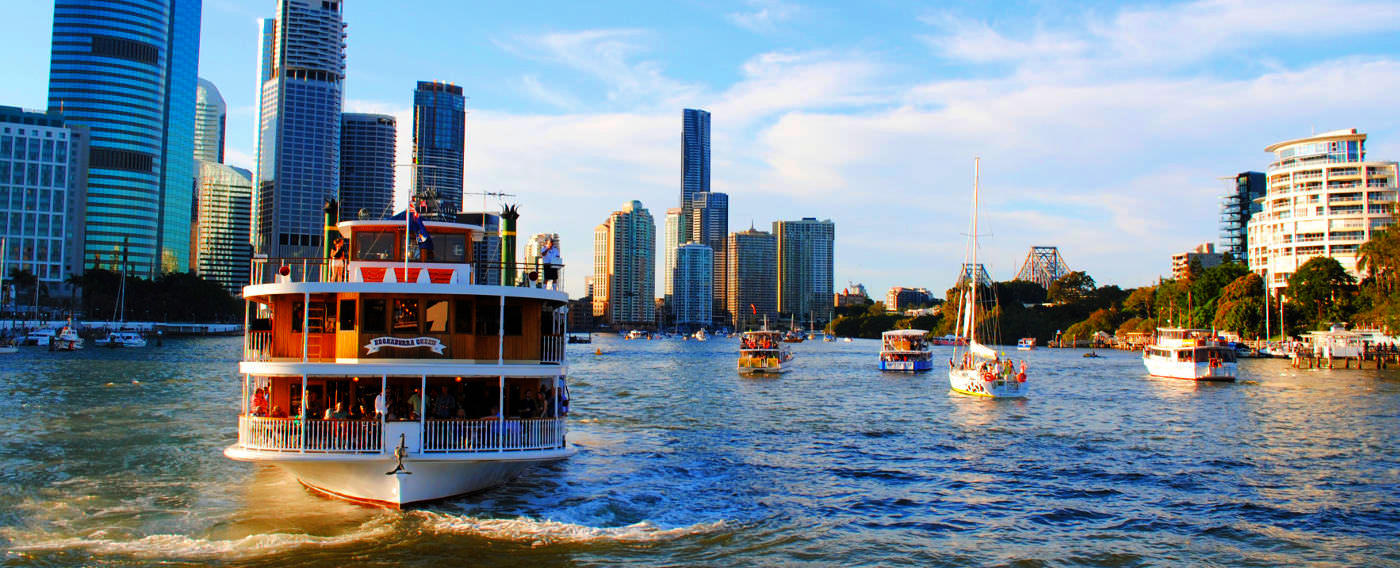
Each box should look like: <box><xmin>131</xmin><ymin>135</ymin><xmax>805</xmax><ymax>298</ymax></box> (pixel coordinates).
<box><xmin>880</xmin><ymin>329</ymin><xmax>933</xmax><ymax>372</ymax></box>
<box><xmin>1016</xmin><ymin>337</ymin><xmax>1036</xmax><ymax>351</ymax></box>
<box><xmin>94</xmin><ymin>329</ymin><xmax>147</xmax><ymax>348</ymax></box>
<box><xmin>1142</xmin><ymin>328</ymin><xmax>1237</xmax><ymax>381</ymax></box>
<box><xmin>738</xmin><ymin>329</ymin><xmax>791</xmax><ymax>375</ymax></box>
<box><xmin>223</xmin><ymin>202</ymin><xmax>574</xmax><ymax>507</ymax></box>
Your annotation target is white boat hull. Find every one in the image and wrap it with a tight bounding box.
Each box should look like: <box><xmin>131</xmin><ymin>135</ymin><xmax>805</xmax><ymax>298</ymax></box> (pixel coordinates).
<box><xmin>1142</xmin><ymin>355</ymin><xmax>1236</xmax><ymax>381</ymax></box>
<box><xmin>948</xmin><ymin>368</ymin><xmax>1028</xmax><ymax>398</ymax></box>
<box><xmin>225</xmin><ymin>446</ymin><xmax>574</xmax><ymax>507</ymax></box>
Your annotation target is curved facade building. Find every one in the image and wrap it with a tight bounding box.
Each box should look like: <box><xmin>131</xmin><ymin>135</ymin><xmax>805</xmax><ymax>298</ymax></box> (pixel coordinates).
<box><xmin>194</xmin><ymin>77</ymin><xmax>226</xmax><ymax>163</ymax></box>
<box><xmin>47</xmin><ymin>0</ymin><xmax>202</xmax><ymax>275</ymax></box>
<box><xmin>1247</xmin><ymin>129</ymin><xmax>1398</xmax><ymax>292</ymax></box>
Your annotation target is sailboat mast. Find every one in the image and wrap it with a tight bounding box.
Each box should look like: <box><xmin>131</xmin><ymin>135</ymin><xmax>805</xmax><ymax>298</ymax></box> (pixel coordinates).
<box><xmin>969</xmin><ymin>158</ymin><xmax>979</xmax><ymax>345</ymax></box>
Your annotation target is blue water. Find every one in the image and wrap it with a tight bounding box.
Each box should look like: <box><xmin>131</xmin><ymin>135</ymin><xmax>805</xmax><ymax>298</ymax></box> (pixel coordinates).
<box><xmin>1</xmin><ymin>335</ymin><xmax>1397</xmax><ymax>566</ymax></box>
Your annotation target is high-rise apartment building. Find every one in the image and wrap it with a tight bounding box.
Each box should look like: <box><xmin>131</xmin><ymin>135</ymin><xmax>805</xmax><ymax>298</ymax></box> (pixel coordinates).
<box><xmin>727</xmin><ymin>228</ymin><xmax>777</xmax><ymax>330</ymax></box>
<box><xmin>457</xmin><ymin>211</ymin><xmax>500</xmax><ymax>285</ymax></box>
<box><xmin>1220</xmin><ymin>171</ymin><xmax>1264</xmax><ymax>263</ymax></box>
<box><xmin>773</xmin><ymin>217</ymin><xmax>835</xmax><ymax>325</ymax></box>
<box><xmin>673</xmin><ymin>243</ymin><xmax>713</xmax><ymax>331</ymax></box>
<box><xmin>255</xmin><ymin>0</ymin><xmax>345</xmax><ymax>259</ymax></box>
<box><xmin>47</xmin><ymin>0</ymin><xmax>201</xmax><ymax>275</ymax></box>
<box><xmin>413</xmin><ymin>81</ymin><xmax>465</xmax><ymax>220</ymax></box>
<box><xmin>1247</xmin><ymin>129</ymin><xmax>1398</xmax><ymax>292</ymax></box>
<box><xmin>194</xmin><ymin>162</ymin><xmax>252</xmax><ymax>295</ymax></box>
<box><xmin>662</xmin><ymin>207</ymin><xmax>687</xmax><ymax>304</ymax></box>
<box><xmin>681</xmin><ymin>108</ymin><xmax>710</xmax><ymax>210</ymax></box>
<box><xmin>339</xmin><ymin>113</ymin><xmax>396</xmax><ymax>220</ymax></box>
<box><xmin>194</xmin><ymin>78</ymin><xmax>226</xmax><ymax>163</ymax></box>
<box><xmin>885</xmin><ymin>287</ymin><xmax>934</xmax><ymax>312</ymax></box>
<box><xmin>592</xmin><ymin>200</ymin><xmax>655</xmax><ymax>326</ymax></box>
<box><xmin>689</xmin><ymin>191</ymin><xmax>729</xmax><ymax>324</ymax></box>
<box><xmin>1171</xmin><ymin>242</ymin><xmax>1224</xmax><ymax>280</ymax></box>
<box><xmin>0</xmin><ymin>107</ymin><xmax>89</xmax><ymax>291</ymax></box>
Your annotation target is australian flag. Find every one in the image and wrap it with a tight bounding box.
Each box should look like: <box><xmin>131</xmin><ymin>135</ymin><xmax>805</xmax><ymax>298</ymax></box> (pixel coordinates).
<box><xmin>409</xmin><ymin>201</ymin><xmax>433</xmax><ymax>252</ymax></box>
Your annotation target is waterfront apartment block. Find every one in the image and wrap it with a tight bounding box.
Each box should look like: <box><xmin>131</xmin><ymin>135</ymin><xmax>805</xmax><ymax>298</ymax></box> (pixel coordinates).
<box><xmin>254</xmin><ymin>0</ymin><xmax>345</xmax><ymax>259</ymax></box>
<box><xmin>0</xmin><ymin>107</ymin><xmax>89</xmax><ymax>291</ymax></box>
<box><xmin>663</xmin><ymin>207</ymin><xmax>687</xmax><ymax>305</ymax></box>
<box><xmin>1246</xmin><ymin>129</ymin><xmax>1399</xmax><ymax>292</ymax></box>
<box><xmin>47</xmin><ymin>0</ymin><xmax>201</xmax><ymax>275</ymax></box>
<box><xmin>835</xmin><ymin>282</ymin><xmax>870</xmax><ymax>308</ymax></box>
<box><xmin>773</xmin><ymin>218</ymin><xmax>835</xmax><ymax>325</ymax></box>
<box><xmin>690</xmin><ymin>191</ymin><xmax>729</xmax><ymax>324</ymax></box>
<box><xmin>194</xmin><ymin>162</ymin><xmax>252</xmax><ymax>296</ymax></box>
<box><xmin>194</xmin><ymin>78</ymin><xmax>226</xmax><ymax>163</ymax></box>
<box><xmin>673</xmin><ymin>243</ymin><xmax>714</xmax><ymax>331</ymax></box>
<box><xmin>727</xmin><ymin>228</ymin><xmax>777</xmax><ymax>330</ymax></box>
<box><xmin>593</xmin><ymin>201</ymin><xmax>656</xmax><ymax>327</ymax></box>
<box><xmin>680</xmin><ymin>108</ymin><xmax>710</xmax><ymax>211</ymax></box>
<box><xmin>886</xmin><ymin>287</ymin><xmax>934</xmax><ymax>312</ymax></box>
<box><xmin>413</xmin><ymin>81</ymin><xmax>466</xmax><ymax>220</ymax></box>
<box><xmin>1171</xmin><ymin>242</ymin><xmax>1224</xmax><ymax>280</ymax></box>
<box><xmin>339</xmin><ymin>113</ymin><xmax>396</xmax><ymax>220</ymax></box>
<box><xmin>1219</xmin><ymin>171</ymin><xmax>1264</xmax><ymax>263</ymax></box>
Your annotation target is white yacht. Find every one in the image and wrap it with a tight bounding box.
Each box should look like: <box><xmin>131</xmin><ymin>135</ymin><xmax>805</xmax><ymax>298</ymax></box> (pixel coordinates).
<box><xmin>95</xmin><ymin>329</ymin><xmax>147</xmax><ymax>348</ymax></box>
<box><xmin>224</xmin><ymin>206</ymin><xmax>573</xmax><ymax>507</ymax></box>
<box><xmin>1142</xmin><ymin>328</ymin><xmax>1237</xmax><ymax>381</ymax></box>
<box><xmin>947</xmin><ymin>159</ymin><xmax>1028</xmax><ymax>398</ymax></box>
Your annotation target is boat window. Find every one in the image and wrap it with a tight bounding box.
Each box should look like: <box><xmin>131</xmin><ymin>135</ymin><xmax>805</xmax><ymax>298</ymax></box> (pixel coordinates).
<box><xmin>393</xmin><ymin>299</ymin><xmax>420</xmax><ymax>333</ymax></box>
<box><xmin>453</xmin><ymin>299</ymin><xmax>473</xmax><ymax>333</ymax></box>
<box><xmin>339</xmin><ymin>299</ymin><xmax>356</xmax><ymax>331</ymax></box>
<box><xmin>424</xmin><ymin>300</ymin><xmax>448</xmax><ymax>333</ymax></box>
<box><xmin>354</xmin><ymin>230</ymin><xmax>397</xmax><ymax>260</ymax></box>
<box><xmin>363</xmin><ymin>299</ymin><xmax>387</xmax><ymax>333</ymax></box>
<box><xmin>504</xmin><ymin>305</ymin><xmax>523</xmax><ymax>336</ymax></box>
<box><xmin>433</xmin><ymin>232</ymin><xmax>468</xmax><ymax>262</ymax></box>
<box><xmin>476</xmin><ymin>300</ymin><xmax>500</xmax><ymax>335</ymax></box>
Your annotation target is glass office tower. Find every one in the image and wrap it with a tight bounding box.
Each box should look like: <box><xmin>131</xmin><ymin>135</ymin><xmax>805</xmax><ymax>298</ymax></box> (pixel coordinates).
<box><xmin>680</xmin><ymin>108</ymin><xmax>710</xmax><ymax>212</ymax></box>
<box><xmin>412</xmin><ymin>81</ymin><xmax>465</xmax><ymax>220</ymax></box>
<box><xmin>339</xmin><ymin>113</ymin><xmax>396</xmax><ymax>220</ymax></box>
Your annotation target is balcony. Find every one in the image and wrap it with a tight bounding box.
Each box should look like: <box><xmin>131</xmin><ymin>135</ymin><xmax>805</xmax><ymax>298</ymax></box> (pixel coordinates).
<box><xmin>237</xmin><ymin>415</ymin><xmax>567</xmax><ymax>454</ymax></box>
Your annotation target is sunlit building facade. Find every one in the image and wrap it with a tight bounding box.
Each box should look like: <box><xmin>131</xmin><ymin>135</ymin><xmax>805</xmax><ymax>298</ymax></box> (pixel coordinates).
<box><xmin>774</xmin><ymin>217</ymin><xmax>835</xmax><ymax>326</ymax></box>
<box><xmin>413</xmin><ymin>81</ymin><xmax>465</xmax><ymax>219</ymax></box>
<box><xmin>592</xmin><ymin>200</ymin><xmax>655</xmax><ymax>326</ymax></box>
<box><xmin>727</xmin><ymin>228</ymin><xmax>777</xmax><ymax>330</ymax></box>
<box><xmin>194</xmin><ymin>78</ymin><xmax>226</xmax><ymax>163</ymax></box>
<box><xmin>673</xmin><ymin>243</ymin><xmax>712</xmax><ymax>331</ymax></box>
<box><xmin>0</xmin><ymin>107</ymin><xmax>89</xmax><ymax>290</ymax></box>
<box><xmin>195</xmin><ymin>162</ymin><xmax>252</xmax><ymax>295</ymax></box>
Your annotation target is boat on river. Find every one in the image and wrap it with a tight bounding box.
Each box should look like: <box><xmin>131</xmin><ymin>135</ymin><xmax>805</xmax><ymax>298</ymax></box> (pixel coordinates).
<box><xmin>224</xmin><ymin>202</ymin><xmax>573</xmax><ymax>507</ymax></box>
<box><xmin>739</xmin><ymin>329</ymin><xmax>792</xmax><ymax>375</ymax></box>
<box><xmin>1017</xmin><ymin>338</ymin><xmax>1036</xmax><ymax>351</ymax></box>
<box><xmin>947</xmin><ymin>158</ymin><xmax>1028</xmax><ymax>398</ymax></box>
<box><xmin>1142</xmin><ymin>328</ymin><xmax>1237</xmax><ymax>381</ymax></box>
<box><xmin>879</xmin><ymin>329</ymin><xmax>933</xmax><ymax>372</ymax></box>
<box><xmin>94</xmin><ymin>329</ymin><xmax>147</xmax><ymax>348</ymax></box>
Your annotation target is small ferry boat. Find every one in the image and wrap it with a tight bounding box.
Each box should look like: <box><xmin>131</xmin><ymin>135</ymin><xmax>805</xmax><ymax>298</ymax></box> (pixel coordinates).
<box><xmin>625</xmin><ymin>329</ymin><xmax>647</xmax><ymax>340</ymax></box>
<box><xmin>880</xmin><ymin>329</ymin><xmax>933</xmax><ymax>372</ymax></box>
<box><xmin>738</xmin><ymin>329</ymin><xmax>792</xmax><ymax>375</ymax></box>
<box><xmin>693</xmin><ymin>328</ymin><xmax>709</xmax><ymax>341</ymax></box>
<box><xmin>947</xmin><ymin>159</ymin><xmax>1027</xmax><ymax>398</ymax></box>
<box><xmin>224</xmin><ymin>202</ymin><xmax>573</xmax><ymax>507</ymax></box>
<box><xmin>95</xmin><ymin>329</ymin><xmax>147</xmax><ymax>348</ymax></box>
<box><xmin>1141</xmin><ymin>328</ymin><xmax>1237</xmax><ymax>381</ymax></box>
<box><xmin>1016</xmin><ymin>337</ymin><xmax>1036</xmax><ymax>351</ymax></box>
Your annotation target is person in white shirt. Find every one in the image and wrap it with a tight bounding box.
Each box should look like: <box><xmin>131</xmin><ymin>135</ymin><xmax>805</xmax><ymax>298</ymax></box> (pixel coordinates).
<box><xmin>541</xmin><ymin>239</ymin><xmax>562</xmax><ymax>290</ymax></box>
<box><xmin>373</xmin><ymin>390</ymin><xmax>386</xmax><ymax>419</ymax></box>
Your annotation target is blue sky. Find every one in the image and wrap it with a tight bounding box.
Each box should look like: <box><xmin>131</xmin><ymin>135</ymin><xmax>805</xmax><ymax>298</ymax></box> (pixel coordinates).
<box><xmin>5</xmin><ymin>0</ymin><xmax>1400</xmax><ymax>299</ymax></box>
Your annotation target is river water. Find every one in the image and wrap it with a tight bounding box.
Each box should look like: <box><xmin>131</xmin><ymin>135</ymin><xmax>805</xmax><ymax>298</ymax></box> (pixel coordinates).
<box><xmin>1</xmin><ymin>335</ymin><xmax>1397</xmax><ymax>566</ymax></box>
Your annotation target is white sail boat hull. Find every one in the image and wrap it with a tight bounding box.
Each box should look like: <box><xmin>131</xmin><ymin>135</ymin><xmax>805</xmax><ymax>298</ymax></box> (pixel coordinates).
<box><xmin>948</xmin><ymin>368</ymin><xmax>1028</xmax><ymax>398</ymax></box>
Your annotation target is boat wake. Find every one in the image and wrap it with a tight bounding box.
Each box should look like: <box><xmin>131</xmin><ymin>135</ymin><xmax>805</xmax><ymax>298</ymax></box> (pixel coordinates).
<box><xmin>410</xmin><ymin>510</ymin><xmax>729</xmax><ymax>547</ymax></box>
<box><xmin>3</xmin><ymin>516</ymin><xmax>400</xmax><ymax>561</ymax></box>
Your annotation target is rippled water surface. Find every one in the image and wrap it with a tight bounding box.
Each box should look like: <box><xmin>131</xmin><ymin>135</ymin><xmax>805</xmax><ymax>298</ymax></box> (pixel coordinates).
<box><xmin>1</xmin><ymin>336</ymin><xmax>1398</xmax><ymax>566</ymax></box>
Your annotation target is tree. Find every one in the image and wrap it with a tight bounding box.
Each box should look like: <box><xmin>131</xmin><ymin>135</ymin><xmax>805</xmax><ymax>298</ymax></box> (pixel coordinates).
<box><xmin>1047</xmin><ymin>271</ymin><xmax>1096</xmax><ymax>304</ymax></box>
<box><xmin>1191</xmin><ymin>263</ymin><xmax>1250</xmax><ymax>307</ymax></box>
<box><xmin>1122</xmin><ymin>286</ymin><xmax>1156</xmax><ymax>318</ymax></box>
<box><xmin>999</xmin><ymin>280</ymin><xmax>1047</xmax><ymax>305</ymax></box>
<box><xmin>1286</xmin><ymin>256</ymin><xmax>1357</xmax><ymax>329</ymax></box>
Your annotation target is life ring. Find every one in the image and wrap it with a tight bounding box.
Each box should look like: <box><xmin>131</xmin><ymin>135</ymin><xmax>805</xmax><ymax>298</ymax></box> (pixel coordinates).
<box><xmin>1016</xmin><ymin>372</ymin><xmax>1026</xmax><ymax>383</ymax></box>
<box><xmin>982</xmin><ymin>372</ymin><xmax>995</xmax><ymax>382</ymax></box>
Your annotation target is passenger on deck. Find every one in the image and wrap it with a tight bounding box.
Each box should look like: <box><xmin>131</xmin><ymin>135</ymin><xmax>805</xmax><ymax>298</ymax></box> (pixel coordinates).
<box><xmin>325</xmin><ymin>402</ymin><xmax>348</xmax><ymax>420</ymax></box>
<box><xmin>535</xmin><ymin>390</ymin><xmax>550</xmax><ymax>418</ymax></box>
<box><xmin>271</xmin><ymin>405</ymin><xmax>287</xmax><ymax>419</ymax></box>
<box><xmin>374</xmin><ymin>390</ymin><xmax>386</xmax><ymax>419</ymax></box>
<box><xmin>251</xmin><ymin>387</ymin><xmax>268</xmax><ymax>416</ymax></box>
<box><xmin>431</xmin><ymin>386</ymin><xmax>457</xmax><ymax>419</ymax></box>
<box><xmin>407</xmin><ymin>388</ymin><xmax>422</xmax><ymax>420</ymax></box>
<box><xmin>482</xmin><ymin>406</ymin><xmax>500</xmax><ymax>420</ymax></box>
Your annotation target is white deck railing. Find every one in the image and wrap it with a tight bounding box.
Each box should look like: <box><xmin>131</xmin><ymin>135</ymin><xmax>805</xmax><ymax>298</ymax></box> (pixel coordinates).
<box><xmin>541</xmin><ymin>335</ymin><xmax>565</xmax><ymax>363</ymax></box>
<box><xmin>245</xmin><ymin>331</ymin><xmax>274</xmax><ymax>361</ymax></box>
<box><xmin>423</xmin><ymin>418</ymin><xmax>567</xmax><ymax>452</ymax></box>
<box><xmin>238</xmin><ymin>416</ymin><xmax>382</xmax><ymax>453</ymax></box>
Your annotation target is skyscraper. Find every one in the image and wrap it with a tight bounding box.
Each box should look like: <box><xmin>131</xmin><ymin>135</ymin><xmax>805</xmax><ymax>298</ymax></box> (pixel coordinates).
<box><xmin>47</xmin><ymin>0</ymin><xmax>202</xmax><ymax>275</ymax></box>
<box><xmin>457</xmin><ymin>211</ymin><xmax>500</xmax><ymax>285</ymax></box>
<box><xmin>727</xmin><ymin>228</ymin><xmax>776</xmax><ymax>330</ymax></box>
<box><xmin>773</xmin><ymin>218</ymin><xmax>836</xmax><ymax>326</ymax></box>
<box><xmin>1219</xmin><ymin>171</ymin><xmax>1264</xmax><ymax>264</ymax></box>
<box><xmin>689</xmin><ymin>191</ymin><xmax>728</xmax><ymax>324</ymax></box>
<box><xmin>662</xmin><ymin>206</ymin><xmax>686</xmax><ymax>304</ymax></box>
<box><xmin>0</xmin><ymin>106</ymin><xmax>89</xmax><ymax>291</ymax></box>
<box><xmin>194</xmin><ymin>162</ymin><xmax>252</xmax><ymax>295</ymax></box>
<box><xmin>413</xmin><ymin>81</ymin><xmax>465</xmax><ymax>220</ymax></box>
<box><xmin>681</xmin><ymin>108</ymin><xmax>710</xmax><ymax>211</ymax></box>
<box><xmin>194</xmin><ymin>78</ymin><xmax>226</xmax><ymax>163</ymax></box>
<box><xmin>339</xmin><ymin>113</ymin><xmax>396</xmax><ymax>220</ymax></box>
<box><xmin>255</xmin><ymin>0</ymin><xmax>345</xmax><ymax>259</ymax></box>
<box><xmin>592</xmin><ymin>200</ymin><xmax>655</xmax><ymax>326</ymax></box>
<box><xmin>673</xmin><ymin>243</ymin><xmax>713</xmax><ymax>331</ymax></box>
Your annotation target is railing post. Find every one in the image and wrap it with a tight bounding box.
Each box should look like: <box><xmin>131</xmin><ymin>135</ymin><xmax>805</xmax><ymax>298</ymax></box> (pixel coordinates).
<box><xmin>300</xmin><ymin>374</ymin><xmax>307</xmax><ymax>453</ymax></box>
<box><xmin>380</xmin><ymin>374</ymin><xmax>387</xmax><ymax>454</ymax></box>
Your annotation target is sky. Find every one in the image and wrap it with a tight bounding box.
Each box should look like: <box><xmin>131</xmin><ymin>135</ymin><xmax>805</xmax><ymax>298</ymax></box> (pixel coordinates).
<box><xmin>5</xmin><ymin>0</ymin><xmax>1400</xmax><ymax>300</ymax></box>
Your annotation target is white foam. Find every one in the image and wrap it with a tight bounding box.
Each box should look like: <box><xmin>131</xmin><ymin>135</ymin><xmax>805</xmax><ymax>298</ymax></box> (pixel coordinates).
<box><xmin>5</xmin><ymin>516</ymin><xmax>400</xmax><ymax>561</ymax></box>
<box><xmin>412</xmin><ymin>511</ymin><xmax>728</xmax><ymax>547</ymax></box>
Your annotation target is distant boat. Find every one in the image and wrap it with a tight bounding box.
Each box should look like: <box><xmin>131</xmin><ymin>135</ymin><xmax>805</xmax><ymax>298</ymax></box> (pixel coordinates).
<box><xmin>625</xmin><ymin>329</ymin><xmax>647</xmax><ymax>340</ymax></box>
<box><xmin>1017</xmin><ymin>338</ymin><xmax>1036</xmax><ymax>351</ymax></box>
<box><xmin>94</xmin><ymin>330</ymin><xmax>147</xmax><ymax>348</ymax></box>
<box><xmin>929</xmin><ymin>334</ymin><xmax>966</xmax><ymax>346</ymax></box>
<box><xmin>1142</xmin><ymin>328</ymin><xmax>1237</xmax><ymax>381</ymax></box>
<box><xmin>739</xmin><ymin>318</ymin><xmax>792</xmax><ymax>376</ymax></box>
<box><xmin>947</xmin><ymin>158</ymin><xmax>1027</xmax><ymax>399</ymax></box>
<box><xmin>693</xmin><ymin>328</ymin><xmax>709</xmax><ymax>341</ymax></box>
<box><xmin>567</xmin><ymin>332</ymin><xmax>592</xmax><ymax>344</ymax></box>
<box><xmin>880</xmin><ymin>329</ymin><xmax>933</xmax><ymax>373</ymax></box>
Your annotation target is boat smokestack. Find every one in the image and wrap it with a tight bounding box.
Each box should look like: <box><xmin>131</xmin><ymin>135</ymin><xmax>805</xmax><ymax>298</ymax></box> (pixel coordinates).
<box><xmin>500</xmin><ymin>204</ymin><xmax>520</xmax><ymax>286</ymax></box>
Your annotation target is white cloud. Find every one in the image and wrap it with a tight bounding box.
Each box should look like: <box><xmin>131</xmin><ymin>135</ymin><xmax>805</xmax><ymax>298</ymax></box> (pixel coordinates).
<box><xmin>496</xmin><ymin>29</ymin><xmax>702</xmax><ymax>109</ymax></box>
<box><xmin>728</xmin><ymin>0</ymin><xmax>800</xmax><ymax>33</ymax></box>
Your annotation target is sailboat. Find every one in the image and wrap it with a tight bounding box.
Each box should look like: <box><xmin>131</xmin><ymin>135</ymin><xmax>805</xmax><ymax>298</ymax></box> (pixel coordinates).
<box><xmin>93</xmin><ymin>238</ymin><xmax>146</xmax><ymax>348</ymax></box>
<box><xmin>947</xmin><ymin>158</ymin><xmax>1028</xmax><ymax>398</ymax></box>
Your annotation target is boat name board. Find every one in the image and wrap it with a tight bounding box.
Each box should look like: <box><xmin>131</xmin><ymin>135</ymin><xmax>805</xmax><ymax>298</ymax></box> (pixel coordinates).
<box><xmin>364</xmin><ymin>336</ymin><xmax>446</xmax><ymax>354</ymax></box>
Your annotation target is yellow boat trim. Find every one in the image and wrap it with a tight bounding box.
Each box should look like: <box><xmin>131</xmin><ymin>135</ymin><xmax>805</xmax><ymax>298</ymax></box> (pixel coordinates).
<box><xmin>949</xmin><ymin>386</ymin><xmax>995</xmax><ymax>398</ymax></box>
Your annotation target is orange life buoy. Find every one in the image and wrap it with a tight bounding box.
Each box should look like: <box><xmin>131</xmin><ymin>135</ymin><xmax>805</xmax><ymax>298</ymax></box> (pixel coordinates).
<box><xmin>1016</xmin><ymin>372</ymin><xmax>1026</xmax><ymax>383</ymax></box>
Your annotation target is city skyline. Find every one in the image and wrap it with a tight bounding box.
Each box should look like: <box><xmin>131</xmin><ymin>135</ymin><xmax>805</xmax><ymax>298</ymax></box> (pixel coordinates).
<box><xmin>5</xmin><ymin>1</ymin><xmax>1400</xmax><ymax>298</ymax></box>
